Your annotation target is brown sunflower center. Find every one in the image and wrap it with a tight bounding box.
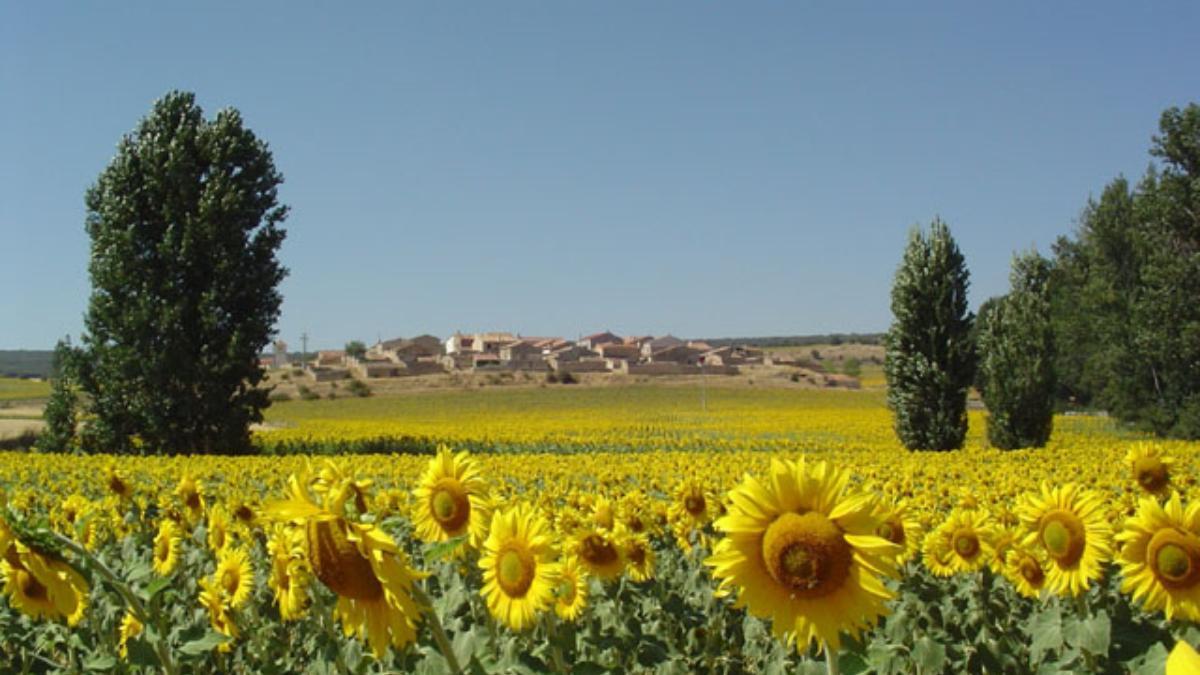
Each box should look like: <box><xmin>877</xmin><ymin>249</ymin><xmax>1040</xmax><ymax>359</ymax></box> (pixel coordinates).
<box><xmin>221</xmin><ymin>568</ymin><xmax>240</xmax><ymax>596</ymax></box>
<box><xmin>952</xmin><ymin>528</ymin><xmax>980</xmax><ymax>559</ymax></box>
<box><xmin>496</xmin><ymin>546</ymin><xmax>535</xmax><ymax>598</ymax></box>
<box><xmin>305</xmin><ymin>519</ymin><xmax>383</xmax><ymax>601</ymax></box>
<box><xmin>876</xmin><ymin>518</ymin><xmax>905</xmax><ymax>546</ymax></box>
<box><xmin>761</xmin><ymin>511</ymin><xmax>852</xmax><ymax>598</ymax></box>
<box><xmin>1148</xmin><ymin>528</ymin><xmax>1200</xmax><ymax>589</ymax></box>
<box><xmin>684</xmin><ymin>494</ymin><xmax>706</xmax><ymax>517</ymax></box>
<box><xmin>234</xmin><ymin>505</ymin><xmax>254</xmax><ymax>523</ymax></box>
<box><xmin>1040</xmin><ymin>510</ymin><xmax>1086</xmax><ymax>566</ymax></box>
<box><xmin>579</xmin><ymin>533</ymin><xmax>619</xmax><ymax>567</ymax></box>
<box><xmin>109</xmin><ymin>476</ymin><xmax>128</xmax><ymax>497</ymax></box>
<box><xmin>628</xmin><ymin>544</ymin><xmax>647</xmax><ymax>566</ymax></box>
<box><xmin>1019</xmin><ymin>555</ymin><xmax>1045</xmax><ymax>586</ymax></box>
<box><xmin>627</xmin><ymin>515</ymin><xmax>645</xmax><ymax>533</ymax></box>
<box><xmin>557</xmin><ymin>576</ymin><xmax>576</xmax><ymax>603</ymax></box>
<box><xmin>17</xmin><ymin>569</ymin><xmax>47</xmax><ymax>602</ymax></box>
<box><xmin>154</xmin><ymin>535</ymin><xmax>171</xmax><ymax>564</ymax></box>
<box><xmin>429</xmin><ymin>479</ymin><xmax>471</xmax><ymax>533</ymax></box>
<box><xmin>184</xmin><ymin>491</ymin><xmax>201</xmax><ymax>511</ymax></box>
<box><xmin>1134</xmin><ymin>457</ymin><xmax>1169</xmax><ymax>492</ymax></box>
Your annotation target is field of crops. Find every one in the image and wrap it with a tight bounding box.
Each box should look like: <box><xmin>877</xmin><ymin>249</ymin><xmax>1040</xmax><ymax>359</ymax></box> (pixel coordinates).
<box><xmin>2</xmin><ymin>386</ymin><xmax>1200</xmax><ymax>673</ymax></box>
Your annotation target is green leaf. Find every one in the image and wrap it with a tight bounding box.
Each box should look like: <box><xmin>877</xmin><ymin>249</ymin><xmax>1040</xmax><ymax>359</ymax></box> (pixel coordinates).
<box><xmin>82</xmin><ymin>654</ymin><xmax>117</xmax><ymax>671</ymax></box>
<box><xmin>837</xmin><ymin>650</ymin><xmax>870</xmax><ymax>675</ymax></box>
<box><xmin>1077</xmin><ymin>610</ymin><xmax>1110</xmax><ymax>656</ymax></box>
<box><xmin>1028</xmin><ymin>606</ymin><xmax>1064</xmax><ymax>664</ymax></box>
<box><xmin>179</xmin><ymin>631</ymin><xmax>230</xmax><ymax>655</ymax></box>
<box><xmin>912</xmin><ymin>636</ymin><xmax>947</xmax><ymax>673</ymax></box>
<box><xmin>426</xmin><ymin>536</ymin><xmax>468</xmax><ymax>562</ymax></box>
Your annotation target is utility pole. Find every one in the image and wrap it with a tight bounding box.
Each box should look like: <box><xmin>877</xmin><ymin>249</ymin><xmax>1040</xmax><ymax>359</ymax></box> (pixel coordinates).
<box><xmin>301</xmin><ymin>332</ymin><xmax>309</xmax><ymax>366</ymax></box>
<box><xmin>700</xmin><ymin>356</ymin><xmax>707</xmax><ymax>413</ymax></box>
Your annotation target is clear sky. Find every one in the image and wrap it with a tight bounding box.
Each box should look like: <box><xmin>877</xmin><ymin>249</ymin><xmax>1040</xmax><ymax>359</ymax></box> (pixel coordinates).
<box><xmin>3</xmin><ymin>3</ymin><xmax>1198</xmax><ymax>349</ymax></box>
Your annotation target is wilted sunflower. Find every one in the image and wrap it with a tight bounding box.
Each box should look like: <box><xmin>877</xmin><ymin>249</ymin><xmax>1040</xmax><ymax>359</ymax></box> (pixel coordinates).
<box><xmin>1018</xmin><ymin>483</ymin><xmax>1112</xmax><ymax>596</ymax></box>
<box><xmin>1126</xmin><ymin>443</ymin><xmax>1174</xmax><ymax>495</ymax></box>
<box><xmin>152</xmin><ymin>518</ymin><xmax>182</xmax><ymax>576</ymax></box>
<box><xmin>212</xmin><ymin>547</ymin><xmax>254</xmax><ymax>609</ymax></box>
<box><xmin>1117</xmin><ymin>492</ymin><xmax>1200</xmax><ymax>621</ymax></box>
<box><xmin>1003</xmin><ymin>545</ymin><xmax>1048</xmax><ymax>599</ymax></box>
<box><xmin>554</xmin><ymin>556</ymin><xmax>588</xmax><ymax>622</ymax></box>
<box><xmin>412</xmin><ymin>448</ymin><xmax>491</xmax><ymax>550</ymax></box>
<box><xmin>106</xmin><ymin>465</ymin><xmax>133</xmax><ymax>502</ymax></box>
<box><xmin>923</xmin><ymin>510</ymin><xmax>994</xmax><ymax>577</ymax></box>
<box><xmin>479</xmin><ymin>504</ymin><xmax>559</xmax><ymax>631</ymax></box>
<box><xmin>705</xmin><ymin>458</ymin><xmax>900</xmax><ymax>654</ymax></box>
<box><xmin>264</xmin><ymin>471</ymin><xmax>425</xmax><ymax>658</ymax></box>
<box><xmin>1</xmin><ymin>541</ymin><xmax>89</xmax><ymax>626</ymax></box>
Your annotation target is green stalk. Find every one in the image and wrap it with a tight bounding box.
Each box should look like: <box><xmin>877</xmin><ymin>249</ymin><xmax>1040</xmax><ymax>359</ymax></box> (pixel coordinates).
<box><xmin>413</xmin><ymin>583</ymin><xmax>463</xmax><ymax>674</ymax></box>
<box><xmin>824</xmin><ymin>641</ymin><xmax>840</xmax><ymax>675</ymax></box>
<box><xmin>50</xmin><ymin>532</ymin><xmax>178</xmax><ymax>675</ymax></box>
<box><xmin>544</xmin><ymin>614</ymin><xmax>569</xmax><ymax>673</ymax></box>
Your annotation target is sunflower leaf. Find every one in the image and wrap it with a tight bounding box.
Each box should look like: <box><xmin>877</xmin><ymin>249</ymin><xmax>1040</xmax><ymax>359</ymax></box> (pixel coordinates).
<box><xmin>179</xmin><ymin>630</ymin><xmax>230</xmax><ymax>655</ymax></box>
<box><xmin>427</xmin><ymin>535</ymin><xmax>468</xmax><ymax>562</ymax></box>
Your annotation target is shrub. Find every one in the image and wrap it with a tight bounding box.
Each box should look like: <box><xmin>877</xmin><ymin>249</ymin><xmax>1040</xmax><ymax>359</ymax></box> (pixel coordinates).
<box><xmin>346</xmin><ymin>379</ymin><xmax>372</xmax><ymax>398</ymax></box>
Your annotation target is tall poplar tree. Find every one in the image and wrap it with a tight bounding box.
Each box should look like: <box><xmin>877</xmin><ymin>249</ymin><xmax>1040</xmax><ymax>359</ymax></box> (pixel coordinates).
<box><xmin>76</xmin><ymin>91</ymin><xmax>288</xmax><ymax>455</ymax></box>
<box><xmin>884</xmin><ymin>219</ymin><xmax>975</xmax><ymax>451</ymax></box>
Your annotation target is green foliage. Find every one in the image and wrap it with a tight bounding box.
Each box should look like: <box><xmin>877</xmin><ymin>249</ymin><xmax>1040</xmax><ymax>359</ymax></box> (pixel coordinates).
<box><xmin>73</xmin><ymin>91</ymin><xmax>288</xmax><ymax>455</ymax></box>
<box><xmin>345</xmin><ymin>378</ymin><xmax>372</xmax><ymax>398</ymax></box>
<box><xmin>39</xmin><ymin>340</ymin><xmax>79</xmax><ymax>453</ymax></box>
<box><xmin>841</xmin><ymin>357</ymin><xmax>862</xmax><ymax>378</ymax></box>
<box><xmin>1048</xmin><ymin>103</ymin><xmax>1200</xmax><ymax>438</ymax></box>
<box><xmin>884</xmin><ymin>219</ymin><xmax>975</xmax><ymax>450</ymax></box>
<box><xmin>345</xmin><ymin>340</ymin><xmax>367</xmax><ymax>360</ymax></box>
<box><xmin>978</xmin><ymin>252</ymin><xmax>1056</xmax><ymax>449</ymax></box>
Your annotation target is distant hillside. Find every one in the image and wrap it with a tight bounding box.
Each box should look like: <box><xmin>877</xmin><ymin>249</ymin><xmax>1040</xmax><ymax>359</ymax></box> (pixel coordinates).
<box><xmin>701</xmin><ymin>333</ymin><xmax>884</xmax><ymax>348</ymax></box>
<box><xmin>0</xmin><ymin>350</ymin><xmax>54</xmax><ymax>379</ymax></box>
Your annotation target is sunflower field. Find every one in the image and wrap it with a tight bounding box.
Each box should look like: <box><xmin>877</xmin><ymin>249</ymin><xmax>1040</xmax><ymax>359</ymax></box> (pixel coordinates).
<box><xmin>3</xmin><ymin>387</ymin><xmax>1200</xmax><ymax>673</ymax></box>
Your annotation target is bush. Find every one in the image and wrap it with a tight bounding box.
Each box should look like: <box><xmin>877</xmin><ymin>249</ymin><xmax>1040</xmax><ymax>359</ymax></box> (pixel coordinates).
<box><xmin>297</xmin><ymin>385</ymin><xmax>320</xmax><ymax>401</ymax></box>
<box><xmin>842</xmin><ymin>357</ymin><xmax>862</xmax><ymax>378</ymax></box>
<box><xmin>268</xmin><ymin>391</ymin><xmax>292</xmax><ymax>403</ymax></box>
<box><xmin>559</xmin><ymin>371</ymin><xmax>578</xmax><ymax>385</ymax></box>
<box><xmin>545</xmin><ymin>372</ymin><xmax>560</xmax><ymax>384</ymax></box>
<box><xmin>346</xmin><ymin>379</ymin><xmax>372</xmax><ymax>398</ymax></box>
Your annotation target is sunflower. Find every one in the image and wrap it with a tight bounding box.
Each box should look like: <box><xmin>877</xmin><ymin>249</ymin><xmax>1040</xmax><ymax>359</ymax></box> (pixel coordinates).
<box><xmin>411</xmin><ymin>448</ymin><xmax>492</xmax><ymax>550</ymax></box>
<box><xmin>152</xmin><ymin>518</ymin><xmax>183</xmax><ymax>576</ymax></box>
<box><xmin>705</xmin><ymin>458</ymin><xmax>900</xmax><ymax>653</ymax></box>
<box><xmin>1116</xmin><ymin>492</ymin><xmax>1200</xmax><ymax>621</ymax></box>
<box><xmin>1003</xmin><ymin>545</ymin><xmax>1049</xmax><ymax>599</ymax></box>
<box><xmin>206</xmin><ymin>503</ymin><xmax>235</xmax><ymax>553</ymax></box>
<box><xmin>571</xmin><ymin>523</ymin><xmax>627</xmax><ymax>581</ymax></box>
<box><xmin>118</xmin><ymin>610</ymin><xmax>143</xmax><ymax>659</ymax></box>
<box><xmin>1018</xmin><ymin>483</ymin><xmax>1112</xmax><ymax>596</ymax></box>
<box><xmin>175</xmin><ymin>475</ymin><xmax>205</xmax><ymax>525</ymax></box>
<box><xmin>871</xmin><ymin>501</ymin><xmax>923</xmax><ymax>564</ymax></box>
<box><xmin>267</xmin><ymin>524</ymin><xmax>310</xmax><ymax>621</ymax></box>
<box><xmin>0</xmin><ymin>541</ymin><xmax>89</xmax><ymax>626</ymax></box>
<box><xmin>1126</xmin><ymin>443</ymin><xmax>1174</xmax><ymax>495</ymax></box>
<box><xmin>198</xmin><ymin>576</ymin><xmax>238</xmax><ymax>652</ymax></box>
<box><xmin>922</xmin><ymin>510</ymin><xmax>995</xmax><ymax>577</ymax></box>
<box><xmin>592</xmin><ymin>497</ymin><xmax>616</xmax><ymax>531</ymax></box>
<box><xmin>670</xmin><ymin>478</ymin><xmax>714</xmax><ymax>549</ymax></box>
<box><xmin>105</xmin><ymin>465</ymin><xmax>132</xmax><ymax>502</ymax></box>
<box><xmin>1168</xmin><ymin>641</ymin><xmax>1200</xmax><ymax>675</ymax></box>
<box><xmin>624</xmin><ymin>533</ymin><xmax>656</xmax><ymax>583</ymax></box>
<box><xmin>264</xmin><ymin>471</ymin><xmax>425</xmax><ymax>658</ymax></box>
<box><xmin>554</xmin><ymin>556</ymin><xmax>588</xmax><ymax>622</ymax></box>
<box><xmin>479</xmin><ymin>504</ymin><xmax>559</xmax><ymax>631</ymax></box>
<box><xmin>212</xmin><ymin>547</ymin><xmax>254</xmax><ymax>609</ymax></box>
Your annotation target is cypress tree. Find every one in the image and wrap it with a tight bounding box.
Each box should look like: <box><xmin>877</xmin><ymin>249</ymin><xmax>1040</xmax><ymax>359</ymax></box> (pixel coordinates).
<box><xmin>39</xmin><ymin>339</ymin><xmax>79</xmax><ymax>453</ymax></box>
<box><xmin>884</xmin><ymin>218</ymin><xmax>975</xmax><ymax>451</ymax></box>
<box><xmin>978</xmin><ymin>252</ymin><xmax>1056</xmax><ymax>449</ymax></box>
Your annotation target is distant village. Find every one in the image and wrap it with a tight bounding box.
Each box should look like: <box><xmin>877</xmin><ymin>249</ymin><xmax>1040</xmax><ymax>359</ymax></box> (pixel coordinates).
<box><xmin>263</xmin><ymin>331</ymin><xmax>818</xmax><ymax>383</ymax></box>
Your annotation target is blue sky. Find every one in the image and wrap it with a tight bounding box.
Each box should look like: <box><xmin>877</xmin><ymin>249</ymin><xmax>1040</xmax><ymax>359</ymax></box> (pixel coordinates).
<box><xmin>3</xmin><ymin>3</ymin><xmax>1198</xmax><ymax>349</ymax></box>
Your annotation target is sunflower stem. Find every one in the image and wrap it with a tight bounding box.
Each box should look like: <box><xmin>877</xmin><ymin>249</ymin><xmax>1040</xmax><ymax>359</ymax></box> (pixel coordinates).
<box><xmin>544</xmin><ymin>614</ymin><xmax>568</xmax><ymax>673</ymax></box>
<box><xmin>414</xmin><ymin>583</ymin><xmax>463</xmax><ymax>674</ymax></box>
<box><xmin>824</xmin><ymin>641</ymin><xmax>840</xmax><ymax>675</ymax></box>
<box><xmin>49</xmin><ymin>531</ymin><xmax>179</xmax><ymax>675</ymax></box>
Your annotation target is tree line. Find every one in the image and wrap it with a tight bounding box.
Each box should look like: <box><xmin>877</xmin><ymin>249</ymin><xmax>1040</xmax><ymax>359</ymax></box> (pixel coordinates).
<box><xmin>887</xmin><ymin>102</ymin><xmax>1200</xmax><ymax>449</ymax></box>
